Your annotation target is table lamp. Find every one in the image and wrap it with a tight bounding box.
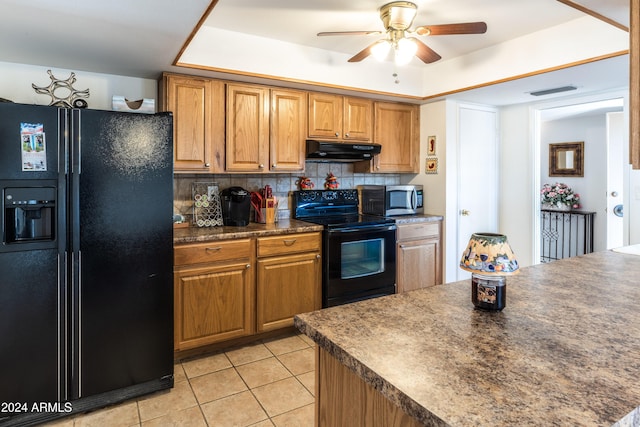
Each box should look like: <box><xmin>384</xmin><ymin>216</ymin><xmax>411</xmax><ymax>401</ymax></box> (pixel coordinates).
<box><xmin>459</xmin><ymin>233</ymin><xmax>519</xmax><ymax>311</ymax></box>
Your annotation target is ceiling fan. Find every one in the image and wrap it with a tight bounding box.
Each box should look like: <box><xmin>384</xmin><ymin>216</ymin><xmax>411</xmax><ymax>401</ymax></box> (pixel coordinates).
<box><xmin>318</xmin><ymin>1</ymin><xmax>487</xmax><ymax>65</ymax></box>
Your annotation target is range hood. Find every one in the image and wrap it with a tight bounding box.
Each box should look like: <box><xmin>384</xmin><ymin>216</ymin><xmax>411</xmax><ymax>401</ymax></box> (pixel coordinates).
<box><xmin>306</xmin><ymin>140</ymin><xmax>381</xmax><ymax>162</ymax></box>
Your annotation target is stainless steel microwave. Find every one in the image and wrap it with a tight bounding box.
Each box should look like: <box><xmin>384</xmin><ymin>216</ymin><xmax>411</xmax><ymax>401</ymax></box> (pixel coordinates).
<box><xmin>359</xmin><ymin>185</ymin><xmax>424</xmax><ymax>216</ymax></box>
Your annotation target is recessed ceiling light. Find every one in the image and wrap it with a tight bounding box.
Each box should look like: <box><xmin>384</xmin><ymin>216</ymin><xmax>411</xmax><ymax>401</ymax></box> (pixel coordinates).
<box><xmin>529</xmin><ymin>85</ymin><xmax>578</xmax><ymax>96</ymax></box>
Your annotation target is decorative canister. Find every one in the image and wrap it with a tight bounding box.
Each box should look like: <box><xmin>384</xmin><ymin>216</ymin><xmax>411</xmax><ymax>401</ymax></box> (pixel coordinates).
<box><xmin>471</xmin><ymin>274</ymin><xmax>506</xmax><ymax>311</ymax></box>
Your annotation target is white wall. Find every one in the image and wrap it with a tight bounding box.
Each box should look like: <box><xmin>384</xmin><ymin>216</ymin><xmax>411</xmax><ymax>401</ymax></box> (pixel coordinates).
<box><xmin>540</xmin><ymin>115</ymin><xmax>608</xmax><ymax>252</ymax></box>
<box><xmin>499</xmin><ymin>104</ymin><xmax>534</xmax><ymax>265</ymax></box>
<box><xmin>0</xmin><ymin>61</ymin><xmax>157</xmax><ymax>110</ymax></box>
<box><xmin>413</xmin><ymin>101</ymin><xmax>451</xmax><ymax>281</ymax></box>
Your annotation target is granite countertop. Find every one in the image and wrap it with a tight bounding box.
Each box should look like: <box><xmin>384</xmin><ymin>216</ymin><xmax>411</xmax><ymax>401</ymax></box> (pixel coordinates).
<box><xmin>174</xmin><ymin>214</ymin><xmax>442</xmax><ymax>244</ymax></box>
<box><xmin>295</xmin><ymin>250</ymin><xmax>640</xmax><ymax>426</ymax></box>
<box><xmin>392</xmin><ymin>213</ymin><xmax>444</xmax><ymax>224</ymax></box>
<box><xmin>173</xmin><ymin>218</ymin><xmax>324</xmax><ymax>244</ymax></box>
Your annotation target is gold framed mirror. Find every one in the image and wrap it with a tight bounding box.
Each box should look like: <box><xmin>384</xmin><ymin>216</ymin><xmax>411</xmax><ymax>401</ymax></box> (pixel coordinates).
<box><xmin>549</xmin><ymin>141</ymin><xmax>584</xmax><ymax>177</ymax></box>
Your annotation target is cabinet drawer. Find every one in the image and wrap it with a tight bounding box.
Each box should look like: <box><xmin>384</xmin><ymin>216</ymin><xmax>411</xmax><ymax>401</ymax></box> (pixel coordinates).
<box><xmin>257</xmin><ymin>232</ymin><xmax>321</xmax><ymax>257</ymax></box>
<box><xmin>175</xmin><ymin>239</ymin><xmax>252</xmax><ymax>266</ymax></box>
<box><xmin>397</xmin><ymin>222</ymin><xmax>440</xmax><ymax>241</ymax></box>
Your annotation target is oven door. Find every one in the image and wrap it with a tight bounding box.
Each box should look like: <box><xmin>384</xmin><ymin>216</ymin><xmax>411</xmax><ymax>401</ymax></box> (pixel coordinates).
<box><xmin>324</xmin><ymin>224</ymin><xmax>396</xmax><ymax>307</ymax></box>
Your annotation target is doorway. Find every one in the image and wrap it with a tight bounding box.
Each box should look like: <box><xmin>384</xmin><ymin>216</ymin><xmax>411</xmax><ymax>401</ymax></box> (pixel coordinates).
<box><xmin>534</xmin><ymin>94</ymin><xmax>627</xmax><ymax>262</ymax></box>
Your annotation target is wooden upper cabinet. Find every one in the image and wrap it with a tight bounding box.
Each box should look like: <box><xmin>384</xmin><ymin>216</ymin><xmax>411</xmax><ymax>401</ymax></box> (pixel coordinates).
<box><xmin>343</xmin><ymin>97</ymin><xmax>373</xmax><ymax>142</ymax></box>
<box><xmin>308</xmin><ymin>92</ymin><xmax>343</xmax><ymax>139</ymax></box>
<box><xmin>356</xmin><ymin>102</ymin><xmax>419</xmax><ymax>173</ymax></box>
<box><xmin>160</xmin><ymin>73</ymin><xmax>224</xmax><ymax>173</ymax></box>
<box><xmin>308</xmin><ymin>92</ymin><xmax>372</xmax><ymax>142</ymax></box>
<box><xmin>226</xmin><ymin>83</ymin><xmax>270</xmax><ymax>172</ymax></box>
<box><xmin>270</xmin><ymin>89</ymin><xmax>307</xmax><ymax>171</ymax></box>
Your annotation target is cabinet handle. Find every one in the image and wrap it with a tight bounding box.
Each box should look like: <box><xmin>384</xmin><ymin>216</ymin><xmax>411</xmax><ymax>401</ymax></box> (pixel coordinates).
<box><xmin>283</xmin><ymin>239</ymin><xmax>297</xmax><ymax>246</ymax></box>
<box><xmin>345</xmin><ymin>133</ymin><xmax>350</xmax><ymax>138</ymax></box>
<box><xmin>335</xmin><ymin>132</ymin><xmax>340</xmax><ymax>137</ymax></box>
<box><xmin>259</xmin><ymin>164</ymin><xmax>265</xmax><ymax>169</ymax></box>
<box><xmin>204</xmin><ymin>163</ymin><xmax>211</xmax><ymax>168</ymax></box>
<box><xmin>272</xmin><ymin>163</ymin><xmax>277</xmax><ymax>168</ymax></box>
<box><xmin>316</xmin><ymin>254</ymin><xmax>321</xmax><ymax>259</ymax></box>
<box><xmin>246</xmin><ymin>264</ymin><xmax>251</xmax><ymax>269</ymax></box>
<box><xmin>205</xmin><ymin>247</ymin><xmax>222</xmax><ymax>252</ymax></box>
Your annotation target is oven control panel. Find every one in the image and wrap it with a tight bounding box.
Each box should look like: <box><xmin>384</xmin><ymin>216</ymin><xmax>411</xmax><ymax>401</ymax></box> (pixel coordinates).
<box><xmin>294</xmin><ymin>189</ymin><xmax>358</xmax><ymax>204</ymax></box>
<box><xmin>293</xmin><ymin>189</ymin><xmax>360</xmax><ymax>219</ymax></box>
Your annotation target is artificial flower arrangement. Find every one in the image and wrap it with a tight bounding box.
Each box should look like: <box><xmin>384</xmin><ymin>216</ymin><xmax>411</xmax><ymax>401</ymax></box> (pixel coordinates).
<box><xmin>541</xmin><ymin>182</ymin><xmax>581</xmax><ymax>210</ymax></box>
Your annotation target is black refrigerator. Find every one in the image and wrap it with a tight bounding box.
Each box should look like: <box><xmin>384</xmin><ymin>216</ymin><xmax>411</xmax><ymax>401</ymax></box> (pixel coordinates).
<box><xmin>0</xmin><ymin>102</ymin><xmax>174</xmax><ymax>426</ymax></box>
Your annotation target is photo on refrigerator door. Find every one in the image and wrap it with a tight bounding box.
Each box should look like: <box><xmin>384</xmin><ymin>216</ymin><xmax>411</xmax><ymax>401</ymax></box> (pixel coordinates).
<box><xmin>20</xmin><ymin>122</ymin><xmax>47</xmax><ymax>171</ymax></box>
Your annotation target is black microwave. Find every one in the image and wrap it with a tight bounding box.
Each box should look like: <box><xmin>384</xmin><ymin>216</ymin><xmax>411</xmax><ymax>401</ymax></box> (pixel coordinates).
<box><xmin>359</xmin><ymin>185</ymin><xmax>424</xmax><ymax>216</ymax></box>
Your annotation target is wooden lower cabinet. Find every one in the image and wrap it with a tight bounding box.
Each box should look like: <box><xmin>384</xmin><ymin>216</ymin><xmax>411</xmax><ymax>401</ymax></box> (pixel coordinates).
<box><xmin>174</xmin><ymin>232</ymin><xmax>321</xmax><ymax>351</ymax></box>
<box><xmin>174</xmin><ymin>261</ymin><xmax>254</xmax><ymax>351</ymax></box>
<box><xmin>396</xmin><ymin>221</ymin><xmax>442</xmax><ymax>293</ymax></box>
<box><xmin>257</xmin><ymin>233</ymin><xmax>321</xmax><ymax>332</ymax></box>
<box><xmin>316</xmin><ymin>347</ymin><xmax>422</xmax><ymax>427</ymax></box>
<box><xmin>174</xmin><ymin>238</ymin><xmax>255</xmax><ymax>351</ymax></box>
<box><xmin>257</xmin><ymin>252</ymin><xmax>321</xmax><ymax>332</ymax></box>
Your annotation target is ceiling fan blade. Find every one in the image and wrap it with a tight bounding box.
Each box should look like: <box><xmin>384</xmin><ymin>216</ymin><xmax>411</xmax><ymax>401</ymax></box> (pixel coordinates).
<box><xmin>414</xmin><ymin>22</ymin><xmax>487</xmax><ymax>36</ymax></box>
<box><xmin>318</xmin><ymin>30</ymin><xmax>383</xmax><ymax>36</ymax></box>
<box><xmin>410</xmin><ymin>38</ymin><xmax>442</xmax><ymax>63</ymax></box>
<box><xmin>347</xmin><ymin>41</ymin><xmax>380</xmax><ymax>62</ymax></box>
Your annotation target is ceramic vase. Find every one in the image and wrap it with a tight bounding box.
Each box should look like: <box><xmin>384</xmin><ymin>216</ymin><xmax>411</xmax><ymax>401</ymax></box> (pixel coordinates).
<box><xmin>542</xmin><ymin>203</ymin><xmax>571</xmax><ymax>211</ymax></box>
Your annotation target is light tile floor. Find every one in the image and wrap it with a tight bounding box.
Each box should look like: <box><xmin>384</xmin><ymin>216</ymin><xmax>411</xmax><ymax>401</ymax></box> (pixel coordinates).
<box><xmin>45</xmin><ymin>332</ymin><xmax>316</xmax><ymax>426</ymax></box>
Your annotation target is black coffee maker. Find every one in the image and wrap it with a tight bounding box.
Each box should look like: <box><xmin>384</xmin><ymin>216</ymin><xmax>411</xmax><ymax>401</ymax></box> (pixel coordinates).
<box><xmin>220</xmin><ymin>186</ymin><xmax>251</xmax><ymax>226</ymax></box>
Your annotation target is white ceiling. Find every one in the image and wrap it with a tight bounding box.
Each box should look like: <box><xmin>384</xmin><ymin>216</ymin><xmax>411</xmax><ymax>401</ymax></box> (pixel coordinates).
<box><xmin>203</xmin><ymin>0</ymin><xmax>585</xmax><ymax>61</ymax></box>
<box><xmin>0</xmin><ymin>0</ymin><xmax>630</xmax><ymax>108</ymax></box>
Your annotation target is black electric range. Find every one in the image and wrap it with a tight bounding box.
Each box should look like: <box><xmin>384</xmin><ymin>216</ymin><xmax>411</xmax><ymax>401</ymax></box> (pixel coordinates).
<box><xmin>293</xmin><ymin>189</ymin><xmax>397</xmax><ymax>307</ymax></box>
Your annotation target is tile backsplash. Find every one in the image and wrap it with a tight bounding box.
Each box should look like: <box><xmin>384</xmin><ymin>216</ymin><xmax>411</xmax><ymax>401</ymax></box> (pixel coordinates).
<box><xmin>174</xmin><ymin>162</ymin><xmax>408</xmax><ymax>224</ymax></box>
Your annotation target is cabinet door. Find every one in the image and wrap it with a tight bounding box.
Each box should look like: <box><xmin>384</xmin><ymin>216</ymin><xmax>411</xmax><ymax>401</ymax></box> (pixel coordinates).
<box><xmin>397</xmin><ymin>237</ymin><xmax>441</xmax><ymax>293</ymax></box>
<box><xmin>226</xmin><ymin>83</ymin><xmax>270</xmax><ymax>172</ymax></box>
<box><xmin>308</xmin><ymin>92</ymin><xmax>343</xmax><ymax>139</ymax></box>
<box><xmin>361</xmin><ymin>102</ymin><xmax>419</xmax><ymax>173</ymax></box>
<box><xmin>162</xmin><ymin>74</ymin><xmax>224</xmax><ymax>172</ymax></box>
<box><xmin>174</xmin><ymin>262</ymin><xmax>254</xmax><ymax>351</ymax></box>
<box><xmin>257</xmin><ymin>252</ymin><xmax>321</xmax><ymax>332</ymax></box>
<box><xmin>270</xmin><ymin>89</ymin><xmax>306</xmax><ymax>171</ymax></box>
<box><xmin>343</xmin><ymin>97</ymin><xmax>372</xmax><ymax>142</ymax></box>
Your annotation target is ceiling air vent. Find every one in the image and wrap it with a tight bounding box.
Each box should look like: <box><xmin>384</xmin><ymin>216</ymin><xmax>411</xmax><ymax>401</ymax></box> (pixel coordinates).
<box><xmin>529</xmin><ymin>85</ymin><xmax>577</xmax><ymax>96</ymax></box>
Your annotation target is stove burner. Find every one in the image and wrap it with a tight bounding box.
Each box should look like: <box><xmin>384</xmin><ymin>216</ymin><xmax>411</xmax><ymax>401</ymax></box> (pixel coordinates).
<box><xmin>292</xmin><ymin>189</ymin><xmax>394</xmax><ymax>229</ymax></box>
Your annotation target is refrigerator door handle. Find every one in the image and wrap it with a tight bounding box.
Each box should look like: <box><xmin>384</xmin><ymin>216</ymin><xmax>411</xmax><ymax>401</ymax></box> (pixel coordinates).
<box><xmin>71</xmin><ymin>249</ymin><xmax>82</xmax><ymax>399</ymax></box>
<box><xmin>72</xmin><ymin>109</ymin><xmax>81</xmax><ymax>175</ymax></box>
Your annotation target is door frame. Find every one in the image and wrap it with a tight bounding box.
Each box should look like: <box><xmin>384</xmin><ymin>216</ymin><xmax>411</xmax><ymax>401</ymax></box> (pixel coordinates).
<box><xmin>531</xmin><ymin>90</ymin><xmax>629</xmax><ymax>262</ymax></box>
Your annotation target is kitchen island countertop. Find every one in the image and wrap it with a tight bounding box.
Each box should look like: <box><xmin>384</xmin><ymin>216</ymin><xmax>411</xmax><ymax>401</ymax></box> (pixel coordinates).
<box><xmin>295</xmin><ymin>250</ymin><xmax>640</xmax><ymax>426</ymax></box>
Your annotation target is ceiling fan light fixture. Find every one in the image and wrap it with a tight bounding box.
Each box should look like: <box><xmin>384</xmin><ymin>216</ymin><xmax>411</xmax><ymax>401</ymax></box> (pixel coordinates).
<box><xmin>380</xmin><ymin>2</ymin><xmax>418</xmax><ymax>31</ymax></box>
<box><xmin>395</xmin><ymin>37</ymin><xmax>417</xmax><ymax>65</ymax></box>
<box><xmin>371</xmin><ymin>40</ymin><xmax>392</xmax><ymax>61</ymax></box>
